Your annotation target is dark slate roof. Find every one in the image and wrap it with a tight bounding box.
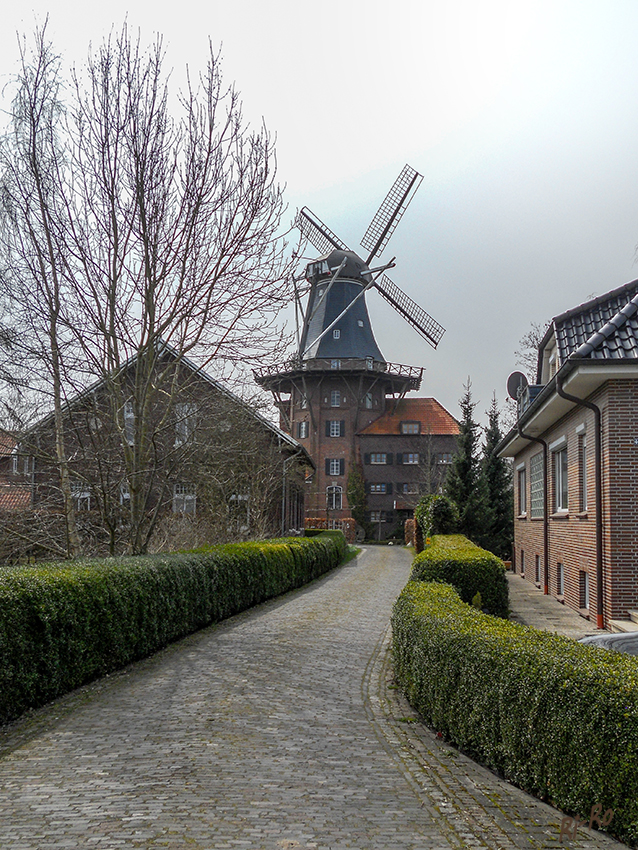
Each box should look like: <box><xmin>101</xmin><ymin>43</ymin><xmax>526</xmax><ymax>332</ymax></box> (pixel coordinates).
<box><xmin>552</xmin><ymin>279</ymin><xmax>638</xmax><ymax>365</ymax></box>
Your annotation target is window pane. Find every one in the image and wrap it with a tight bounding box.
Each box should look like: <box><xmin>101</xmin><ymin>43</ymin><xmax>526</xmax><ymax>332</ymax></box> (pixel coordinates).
<box><xmin>530</xmin><ymin>453</ymin><xmax>544</xmax><ymax>518</ymax></box>
<box><xmin>554</xmin><ymin>448</ymin><xmax>568</xmax><ymax>511</ymax></box>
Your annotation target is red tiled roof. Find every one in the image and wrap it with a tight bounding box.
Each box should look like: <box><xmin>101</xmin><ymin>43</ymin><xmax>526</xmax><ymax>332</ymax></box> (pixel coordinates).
<box><xmin>358</xmin><ymin>398</ymin><xmax>459</xmax><ymax>436</ymax></box>
<box><xmin>0</xmin><ymin>429</ymin><xmax>17</xmax><ymax>456</ymax></box>
<box><xmin>0</xmin><ymin>484</ymin><xmax>32</xmax><ymax>512</ymax></box>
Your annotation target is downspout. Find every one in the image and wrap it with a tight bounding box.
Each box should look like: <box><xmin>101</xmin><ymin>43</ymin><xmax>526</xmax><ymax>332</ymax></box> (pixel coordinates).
<box><xmin>517</xmin><ymin>423</ymin><xmax>549</xmax><ymax>594</ymax></box>
<box><xmin>555</xmin><ymin>373</ymin><xmax>604</xmax><ymax>629</ymax></box>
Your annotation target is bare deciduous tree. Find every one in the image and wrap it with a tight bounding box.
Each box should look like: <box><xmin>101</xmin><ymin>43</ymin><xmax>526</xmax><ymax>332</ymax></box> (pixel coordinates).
<box><xmin>515</xmin><ymin>320</ymin><xmax>550</xmax><ymax>382</ymax></box>
<box><xmin>0</xmin><ymin>28</ymin><xmax>82</xmax><ymax>556</ymax></box>
<box><xmin>0</xmin><ymin>25</ymin><xmax>294</xmax><ymax>556</ymax></box>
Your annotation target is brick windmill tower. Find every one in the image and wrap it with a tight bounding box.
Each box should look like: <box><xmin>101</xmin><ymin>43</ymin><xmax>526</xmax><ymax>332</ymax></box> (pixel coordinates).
<box><xmin>255</xmin><ymin>166</ymin><xmax>445</xmax><ymax>533</ymax></box>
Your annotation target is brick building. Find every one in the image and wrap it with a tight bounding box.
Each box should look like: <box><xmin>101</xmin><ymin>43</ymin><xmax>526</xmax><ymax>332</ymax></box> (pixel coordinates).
<box><xmin>359</xmin><ymin>398</ymin><xmax>459</xmax><ymax>535</ymax></box>
<box><xmin>498</xmin><ymin>280</ymin><xmax>638</xmax><ymax>629</ymax></box>
<box><xmin>1</xmin><ymin>349</ymin><xmax>313</xmax><ymax>561</ymax></box>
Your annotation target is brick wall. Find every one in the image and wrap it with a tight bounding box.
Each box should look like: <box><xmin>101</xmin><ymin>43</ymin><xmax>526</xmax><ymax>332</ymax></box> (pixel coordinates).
<box><xmin>512</xmin><ymin>380</ymin><xmax>638</xmax><ymax>625</ymax></box>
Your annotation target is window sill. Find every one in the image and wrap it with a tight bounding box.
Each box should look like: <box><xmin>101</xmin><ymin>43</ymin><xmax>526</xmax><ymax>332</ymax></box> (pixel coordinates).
<box><xmin>517</xmin><ymin>513</ymin><xmax>527</xmax><ymax>520</ymax></box>
<box><xmin>556</xmin><ymin>595</ymin><xmax>565</xmax><ymax>604</ymax></box>
<box><xmin>530</xmin><ymin>515</ymin><xmax>544</xmax><ymax>521</ymax></box>
<box><xmin>576</xmin><ymin>511</ymin><xmax>589</xmax><ymax>519</ymax></box>
<box><xmin>578</xmin><ymin>608</ymin><xmax>591</xmax><ymax>620</ymax></box>
<box><xmin>550</xmin><ymin>511</ymin><xmax>569</xmax><ymax>520</ymax></box>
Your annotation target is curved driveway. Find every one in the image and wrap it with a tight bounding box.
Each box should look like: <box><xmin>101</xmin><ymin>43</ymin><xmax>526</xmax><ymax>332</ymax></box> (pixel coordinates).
<box><xmin>0</xmin><ymin>547</ymin><xmax>627</xmax><ymax>849</ymax></box>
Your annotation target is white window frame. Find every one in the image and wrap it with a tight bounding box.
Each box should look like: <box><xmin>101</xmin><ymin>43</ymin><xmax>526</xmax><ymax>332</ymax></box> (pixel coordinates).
<box><xmin>370</xmin><ymin>510</ymin><xmax>386</xmax><ymax>523</ymax></box>
<box><xmin>326</xmin><ymin>485</ymin><xmax>342</xmax><ymax>510</ymax></box>
<box><xmin>580</xmin><ymin>434</ymin><xmax>587</xmax><ymax>512</ymax></box>
<box><xmin>369</xmin><ymin>453</ymin><xmax>387</xmax><ymax>465</ymax></box>
<box><xmin>120</xmin><ymin>482</ymin><xmax>131</xmax><ymax>506</ymax></box>
<box><xmin>298</xmin><ymin>421</ymin><xmax>309</xmax><ymax>439</ymax></box>
<box><xmin>580</xmin><ymin>570</ymin><xmax>590</xmax><ymax>608</ymax></box>
<box><xmin>553</xmin><ymin>446</ymin><xmax>568</xmax><ymax>512</ymax></box>
<box><xmin>530</xmin><ymin>452</ymin><xmax>544</xmax><ymax>518</ymax></box>
<box><xmin>369</xmin><ymin>483</ymin><xmax>387</xmax><ymax>494</ymax></box>
<box><xmin>364</xmin><ymin>392</ymin><xmax>373</xmax><ymax>409</ymax></box>
<box><xmin>401</xmin><ymin>422</ymin><xmax>420</xmax><ymax>435</ymax></box>
<box><xmin>331</xmin><ymin>360</ymin><xmax>341</xmax><ymax>370</ymax></box>
<box><xmin>517</xmin><ymin>463</ymin><xmax>527</xmax><ymax>515</ymax></box>
<box><xmin>557</xmin><ymin>562</ymin><xmax>565</xmax><ymax>596</ymax></box>
<box><xmin>400</xmin><ymin>482</ymin><xmax>419</xmax><ymax>495</ymax></box>
<box><xmin>173</xmin><ymin>483</ymin><xmax>197</xmax><ymax>515</ymax></box>
<box><xmin>403</xmin><ymin>453</ymin><xmax>419</xmax><ymax>465</ymax></box>
<box><xmin>332</xmin><ymin>329</ymin><xmax>341</xmax><ymax>339</ymax></box>
<box><xmin>330</xmin><ymin>390</ymin><xmax>341</xmax><ymax>407</ymax></box>
<box><xmin>71</xmin><ymin>479</ymin><xmax>91</xmax><ymax>512</ymax></box>
<box><xmin>328</xmin><ymin>458</ymin><xmax>342</xmax><ymax>476</ymax></box>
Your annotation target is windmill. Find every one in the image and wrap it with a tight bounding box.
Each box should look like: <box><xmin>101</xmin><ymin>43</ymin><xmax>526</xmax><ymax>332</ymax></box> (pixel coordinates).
<box><xmin>294</xmin><ymin>164</ymin><xmax>445</xmax><ymax>363</ymax></box>
<box><xmin>254</xmin><ymin>165</ymin><xmax>445</xmax><ymax>531</ymax></box>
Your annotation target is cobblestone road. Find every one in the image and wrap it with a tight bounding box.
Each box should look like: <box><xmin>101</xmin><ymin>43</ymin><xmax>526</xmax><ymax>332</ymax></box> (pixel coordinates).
<box><xmin>0</xmin><ymin>547</ymin><xmax>628</xmax><ymax>849</ymax></box>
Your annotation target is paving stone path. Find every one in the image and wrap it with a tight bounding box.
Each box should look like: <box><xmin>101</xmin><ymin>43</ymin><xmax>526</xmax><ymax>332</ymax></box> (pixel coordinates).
<box><xmin>0</xmin><ymin>547</ymin><xmax>628</xmax><ymax>849</ymax></box>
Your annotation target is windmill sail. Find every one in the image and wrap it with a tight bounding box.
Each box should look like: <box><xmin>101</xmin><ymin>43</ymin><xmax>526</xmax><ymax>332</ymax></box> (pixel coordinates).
<box><xmin>295</xmin><ymin>207</ymin><xmax>350</xmax><ymax>256</ymax></box>
<box><xmin>361</xmin><ymin>165</ymin><xmax>423</xmax><ymax>264</ymax></box>
<box><xmin>374</xmin><ymin>274</ymin><xmax>444</xmax><ymax>349</ymax></box>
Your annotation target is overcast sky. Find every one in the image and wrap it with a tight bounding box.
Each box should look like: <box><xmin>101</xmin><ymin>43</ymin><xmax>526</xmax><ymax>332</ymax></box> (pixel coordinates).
<box><xmin>2</xmin><ymin>0</ymin><xmax>638</xmax><ymax>426</ymax></box>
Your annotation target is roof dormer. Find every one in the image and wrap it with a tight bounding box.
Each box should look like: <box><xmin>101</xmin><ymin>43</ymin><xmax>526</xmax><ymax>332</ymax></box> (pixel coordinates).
<box><xmin>538</xmin><ymin>330</ymin><xmax>558</xmax><ymax>384</ymax></box>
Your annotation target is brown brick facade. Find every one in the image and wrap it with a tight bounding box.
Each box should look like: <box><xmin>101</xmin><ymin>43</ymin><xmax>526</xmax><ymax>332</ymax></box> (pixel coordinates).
<box><xmin>512</xmin><ymin>380</ymin><xmax>638</xmax><ymax>625</ymax></box>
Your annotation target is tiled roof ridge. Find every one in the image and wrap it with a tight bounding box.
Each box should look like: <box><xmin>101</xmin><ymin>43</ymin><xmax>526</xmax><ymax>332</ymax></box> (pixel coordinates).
<box><xmin>571</xmin><ymin>290</ymin><xmax>638</xmax><ymax>359</ymax></box>
<box><xmin>552</xmin><ymin>278</ymin><xmax>638</xmax><ymax>327</ymax></box>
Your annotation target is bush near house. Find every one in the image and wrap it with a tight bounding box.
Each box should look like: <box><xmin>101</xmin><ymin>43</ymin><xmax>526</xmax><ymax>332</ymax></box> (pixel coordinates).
<box><xmin>0</xmin><ymin>532</ymin><xmax>346</xmax><ymax>725</ymax></box>
<box><xmin>410</xmin><ymin>534</ymin><xmax>508</xmax><ymax>618</ymax></box>
<box><xmin>414</xmin><ymin>494</ymin><xmax>460</xmax><ymax>540</ymax></box>
<box><xmin>392</xmin><ymin>581</ymin><xmax>638</xmax><ymax>846</ymax></box>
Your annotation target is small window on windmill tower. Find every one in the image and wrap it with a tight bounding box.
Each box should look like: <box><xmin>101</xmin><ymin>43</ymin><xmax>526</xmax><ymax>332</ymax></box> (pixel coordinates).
<box><xmin>366</xmin><ymin>357</ymin><xmax>374</xmax><ymax>370</ymax></box>
<box><xmin>358</xmin><ymin>320</ymin><xmax>364</xmax><ymax>327</ymax></box>
<box><xmin>333</xmin><ymin>329</ymin><xmax>341</xmax><ymax>339</ymax></box>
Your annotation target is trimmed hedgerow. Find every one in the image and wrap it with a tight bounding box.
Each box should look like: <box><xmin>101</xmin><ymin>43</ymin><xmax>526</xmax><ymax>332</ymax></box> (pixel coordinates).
<box><xmin>0</xmin><ymin>532</ymin><xmax>346</xmax><ymax>725</ymax></box>
<box><xmin>410</xmin><ymin>534</ymin><xmax>508</xmax><ymax>618</ymax></box>
<box><xmin>392</xmin><ymin>581</ymin><xmax>638</xmax><ymax>845</ymax></box>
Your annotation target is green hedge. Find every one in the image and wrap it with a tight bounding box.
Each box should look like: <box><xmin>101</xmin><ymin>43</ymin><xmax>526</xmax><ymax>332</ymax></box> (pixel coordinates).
<box><xmin>392</xmin><ymin>581</ymin><xmax>638</xmax><ymax>845</ymax></box>
<box><xmin>0</xmin><ymin>532</ymin><xmax>346</xmax><ymax>725</ymax></box>
<box><xmin>414</xmin><ymin>494</ymin><xmax>459</xmax><ymax>538</ymax></box>
<box><xmin>410</xmin><ymin>534</ymin><xmax>508</xmax><ymax>618</ymax></box>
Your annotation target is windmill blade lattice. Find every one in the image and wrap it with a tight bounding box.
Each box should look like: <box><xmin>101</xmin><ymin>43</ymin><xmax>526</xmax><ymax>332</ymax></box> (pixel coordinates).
<box><xmin>361</xmin><ymin>165</ymin><xmax>423</xmax><ymax>264</ymax></box>
<box><xmin>295</xmin><ymin>207</ymin><xmax>350</xmax><ymax>256</ymax></box>
<box><xmin>374</xmin><ymin>274</ymin><xmax>445</xmax><ymax>349</ymax></box>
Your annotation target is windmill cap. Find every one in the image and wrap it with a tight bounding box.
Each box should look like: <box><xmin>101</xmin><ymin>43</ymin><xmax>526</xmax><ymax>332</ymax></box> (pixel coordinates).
<box><xmin>306</xmin><ymin>249</ymin><xmax>371</xmax><ymax>284</ymax></box>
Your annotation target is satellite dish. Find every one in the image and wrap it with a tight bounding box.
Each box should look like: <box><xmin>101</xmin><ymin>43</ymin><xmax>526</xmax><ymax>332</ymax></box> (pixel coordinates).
<box><xmin>507</xmin><ymin>371</ymin><xmax>528</xmax><ymax>400</ymax></box>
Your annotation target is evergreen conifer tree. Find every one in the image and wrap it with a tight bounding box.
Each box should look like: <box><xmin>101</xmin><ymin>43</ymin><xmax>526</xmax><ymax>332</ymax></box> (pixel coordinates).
<box><xmin>445</xmin><ymin>380</ymin><xmax>489</xmax><ymax>544</ymax></box>
<box><xmin>480</xmin><ymin>396</ymin><xmax>514</xmax><ymax>559</ymax></box>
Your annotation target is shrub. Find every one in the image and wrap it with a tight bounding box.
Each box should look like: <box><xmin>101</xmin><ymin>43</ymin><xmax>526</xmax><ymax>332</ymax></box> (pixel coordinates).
<box><xmin>414</xmin><ymin>494</ymin><xmax>459</xmax><ymax>539</ymax></box>
<box><xmin>410</xmin><ymin>534</ymin><xmax>508</xmax><ymax>618</ymax></box>
<box><xmin>391</xmin><ymin>581</ymin><xmax>638</xmax><ymax>845</ymax></box>
<box><xmin>0</xmin><ymin>532</ymin><xmax>346</xmax><ymax>725</ymax></box>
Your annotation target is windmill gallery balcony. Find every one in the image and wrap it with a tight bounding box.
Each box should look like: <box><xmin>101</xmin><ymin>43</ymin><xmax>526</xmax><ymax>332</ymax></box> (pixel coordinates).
<box><xmin>253</xmin><ymin>358</ymin><xmax>424</xmax><ymax>394</ymax></box>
